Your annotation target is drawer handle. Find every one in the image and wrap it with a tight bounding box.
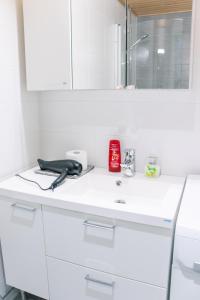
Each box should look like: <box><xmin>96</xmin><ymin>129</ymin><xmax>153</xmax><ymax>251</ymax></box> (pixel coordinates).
<box><xmin>11</xmin><ymin>203</ymin><xmax>36</xmax><ymax>212</ymax></box>
<box><xmin>85</xmin><ymin>275</ymin><xmax>114</xmax><ymax>288</ymax></box>
<box><xmin>193</xmin><ymin>262</ymin><xmax>200</xmax><ymax>273</ymax></box>
<box><xmin>83</xmin><ymin>220</ymin><xmax>115</xmax><ymax>231</ymax></box>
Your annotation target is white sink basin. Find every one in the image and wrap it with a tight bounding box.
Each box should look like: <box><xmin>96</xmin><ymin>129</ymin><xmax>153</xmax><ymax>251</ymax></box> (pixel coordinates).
<box><xmin>59</xmin><ymin>171</ymin><xmax>167</xmax><ymax>202</ymax></box>
<box><xmin>57</xmin><ymin>169</ymin><xmax>184</xmax><ymax>222</ymax></box>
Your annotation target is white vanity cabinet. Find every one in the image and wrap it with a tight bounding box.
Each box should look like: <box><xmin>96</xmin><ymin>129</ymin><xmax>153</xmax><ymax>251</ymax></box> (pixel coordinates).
<box><xmin>0</xmin><ymin>197</ymin><xmax>49</xmax><ymax>299</ymax></box>
<box><xmin>0</xmin><ymin>168</ymin><xmax>185</xmax><ymax>300</ymax></box>
<box><xmin>0</xmin><ymin>198</ymin><xmax>172</xmax><ymax>300</ymax></box>
<box><xmin>23</xmin><ymin>0</ymin><xmax>72</xmax><ymax>90</ymax></box>
<box><xmin>0</xmin><ymin>198</ymin><xmax>174</xmax><ymax>300</ymax></box>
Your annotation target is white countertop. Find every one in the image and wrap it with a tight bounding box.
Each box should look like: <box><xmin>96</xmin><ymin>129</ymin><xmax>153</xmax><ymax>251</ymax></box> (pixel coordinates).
<box><xmin>176</xmin><ymin>175</ymin><xmax>200</xmax><ymax>239</ymax></box>
<box><xmin>0</xmin><ymin>167</ymin><xmax>185</xmax><ymax>229</ymax></box>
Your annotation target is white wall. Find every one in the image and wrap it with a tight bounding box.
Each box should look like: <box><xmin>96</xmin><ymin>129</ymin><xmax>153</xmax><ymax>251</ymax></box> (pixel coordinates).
<box><xmin>39</xmin><ymin>0</ymin><xmax>200</xmax><ymax>177</ymax></box>
<box><xmin>0</xmin><ymin>0</ymin><xmax>39</xmax><ymax>180</ymax></box>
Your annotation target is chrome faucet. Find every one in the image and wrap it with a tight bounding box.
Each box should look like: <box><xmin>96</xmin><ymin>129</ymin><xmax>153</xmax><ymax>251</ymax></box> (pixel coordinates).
<box><xmin>121</xmin><ymin>149</ymin><xmax>136</xmax><ymax>177</ymax></box>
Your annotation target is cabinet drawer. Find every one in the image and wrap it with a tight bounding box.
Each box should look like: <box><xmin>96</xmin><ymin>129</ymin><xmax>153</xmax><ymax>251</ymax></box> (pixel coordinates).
<box><xmin>47</xmin><ymin>257</ymin><xmax>167</xmax><ymax>300</ymax></box>
<box><xmin>43</xmin><ymin>206</ymin><xmax>172</xmax><ymax>287</ymax></box>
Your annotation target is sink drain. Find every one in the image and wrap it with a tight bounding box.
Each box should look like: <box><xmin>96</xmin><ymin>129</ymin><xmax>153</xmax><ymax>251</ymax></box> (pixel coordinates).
<box><xmin>115</xmin><ymin>199</ymin><xmax>126</xmax><ymax>204</ymax></box>
<box><xmin>116</xmin><ymin>180</ymin><xmax>122</xmax><ymax>186</ymax></box>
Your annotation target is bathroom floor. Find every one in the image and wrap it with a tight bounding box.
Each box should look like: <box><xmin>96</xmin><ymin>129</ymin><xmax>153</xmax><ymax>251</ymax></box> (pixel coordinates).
<box><xmin>15</xmin><ymin>294</ymin><xmax>44</xmax><ymax>300</ymax></box>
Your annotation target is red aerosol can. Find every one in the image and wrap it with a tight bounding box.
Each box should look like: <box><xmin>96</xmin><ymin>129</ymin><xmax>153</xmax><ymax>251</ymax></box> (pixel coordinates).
<box><xmin>109</xmin><ymin>140</ymin><xmax>121</xmax><ymax>172</ymax></box>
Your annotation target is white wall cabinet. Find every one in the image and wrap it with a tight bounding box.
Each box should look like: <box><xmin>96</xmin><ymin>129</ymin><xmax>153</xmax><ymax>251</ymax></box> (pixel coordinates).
<box><xmin>22</xmin><ymin>0</ymin><xmax>126</xmax><ymax>90</ymax></box>
<box><xmin>23</xmin><ymin>0</ymin><xmax>72</xmax><ymax>91</ymax></box>
<box><xmin>0</xmin><ymin>198</ymin><xmax>49</xmax><ymax>299</ymax></box>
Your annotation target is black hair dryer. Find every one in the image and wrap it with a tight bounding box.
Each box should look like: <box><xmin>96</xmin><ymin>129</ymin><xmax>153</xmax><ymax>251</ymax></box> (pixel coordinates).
<box><xmin>38</xmin><ymin>159</ymin><xmax>82</xmax><ymax>190</ymax></box>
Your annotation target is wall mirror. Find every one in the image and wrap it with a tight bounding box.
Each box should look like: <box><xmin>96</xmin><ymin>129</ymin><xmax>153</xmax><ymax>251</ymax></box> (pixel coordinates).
<box><xmin>71</xmin><ymin>0</ymin><xmax>127</xmax><ymax>90</ymax></box>
<box><xmin>126</xmin><ymin>0</ymin><xmax>193</xmax><ymax>89</ymax></box>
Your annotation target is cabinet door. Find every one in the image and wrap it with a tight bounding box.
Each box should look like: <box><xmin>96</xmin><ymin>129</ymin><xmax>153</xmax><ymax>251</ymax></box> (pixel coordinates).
<box><xmin>71</xmin><ymin>0</ymin><xmax>126</xmax><ymax>89</ymax></box>
<box><xmin>23</xmin><ymin>0</ymin><xmax>72</xmax><ymax>91</ymax></box>
<box><xmin>47</xmin><ymin>257</ymin><xmax>167</xmax><ymax>300</ymax></box>
<box><xmin>0</xmin><ymin>199</ymin><xmax>49</xmax><ymax>299</ymax></box>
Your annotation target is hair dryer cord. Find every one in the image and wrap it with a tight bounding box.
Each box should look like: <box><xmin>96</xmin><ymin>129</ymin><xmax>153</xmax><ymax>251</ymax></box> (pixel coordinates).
<box><xmin>16</xmin><ymin>170</ymin><xmax>68</xmax><ymax>192</ymax></box>
<box><xmin>16</xmin><ymin>174</ymin><xmax>53</xmax><ymax>191</ymax></box>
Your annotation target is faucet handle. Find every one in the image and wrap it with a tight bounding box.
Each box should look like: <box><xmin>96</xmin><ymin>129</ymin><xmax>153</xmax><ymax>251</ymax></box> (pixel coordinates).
<box><xmin>124</xmin><ymin>148</ymin><xmax>135</xmax><ymax>158</ymax></box>
<box><xmin>124</xmin><ymin>148</ymin><xmax>135</xmax><ymax>154</ymax></box>
<box><xmin>123</xmin><ymin>148</ymin><xmax>135</xmax><ymax>164</ymax></box>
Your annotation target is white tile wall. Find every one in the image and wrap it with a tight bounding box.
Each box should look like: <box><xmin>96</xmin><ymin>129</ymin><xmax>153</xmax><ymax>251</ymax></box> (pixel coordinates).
<box><xmin>39</xmin><ymin>92</ymin><xmax>200</xmax><ymax>176</ymax></box>
<box><xmin>0</xmin><ymin>0</ymin><xmax>39</xmax><ymax>180</ymax></box>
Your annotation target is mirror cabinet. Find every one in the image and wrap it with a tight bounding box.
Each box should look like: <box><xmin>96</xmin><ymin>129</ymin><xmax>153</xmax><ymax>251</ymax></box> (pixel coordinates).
<box><xmin>23</xmin><ymin>0</ymin><xmax>193</xmax><ymax>90</ymax></box>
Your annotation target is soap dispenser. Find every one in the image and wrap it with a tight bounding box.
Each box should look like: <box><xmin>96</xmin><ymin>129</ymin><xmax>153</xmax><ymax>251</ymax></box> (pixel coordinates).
<box><xmin>145</xmin><ymin>156</ymin><xmax>161</xmax><ymax>178</ymax></box>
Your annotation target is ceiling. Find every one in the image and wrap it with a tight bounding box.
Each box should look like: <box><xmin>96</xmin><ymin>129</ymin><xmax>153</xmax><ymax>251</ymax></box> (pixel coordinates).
<box><xmin>126</xmin><ymin>0</ymin><xmax>193</xmax><ymax>16</ymax></box>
